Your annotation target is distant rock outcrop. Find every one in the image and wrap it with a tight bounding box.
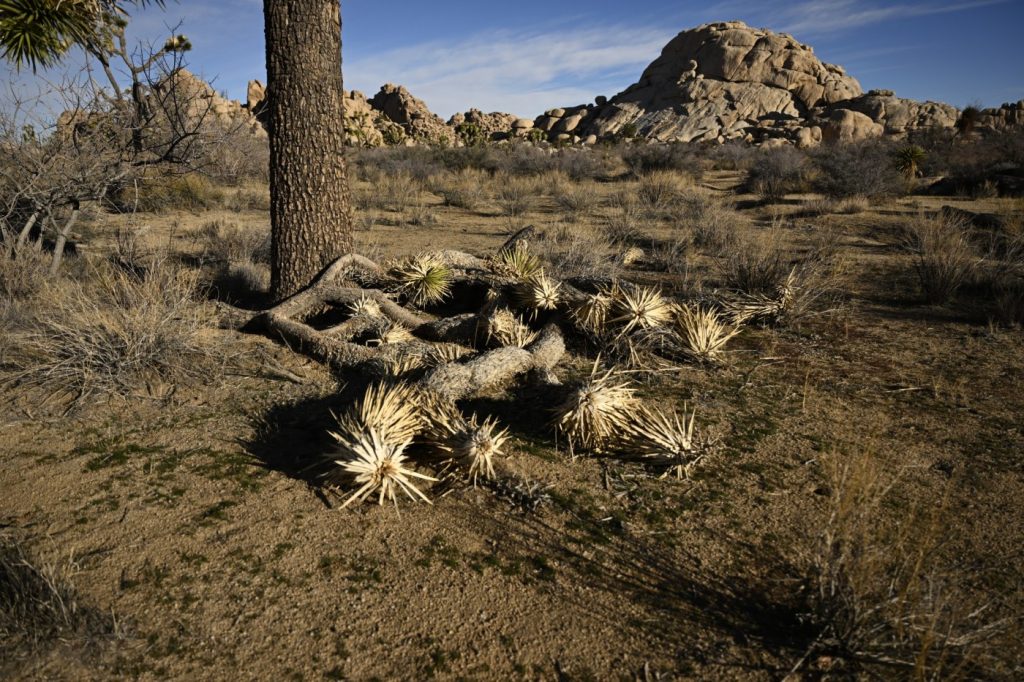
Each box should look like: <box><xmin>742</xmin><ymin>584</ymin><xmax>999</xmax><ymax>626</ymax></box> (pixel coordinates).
<box><xmin>370</xmin><ymin>84</ymin><xmax>456</xmax><ymax>146</ymax></box>
<box><xmin>448</xmin><ymin>109</ymin><xmax>519</xmax><ymax>142</ymax></box>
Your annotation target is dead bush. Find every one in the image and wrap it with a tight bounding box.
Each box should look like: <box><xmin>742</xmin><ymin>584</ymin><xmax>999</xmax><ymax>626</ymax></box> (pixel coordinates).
<box><xmin>672</xmin><ymin>188</ymin><xmax>740</xmax><ymax>253</ymax></box>
<box><xmin>553</xmin><ymin>180</ymin><xmax>599</xmax><ymax>221</ymax></box>
<box><xmin>131</xmin><ymin>172</ymin><xmax>225</xmax><ymax>213</ymax></box>
<box><xmin>801</xmin><ymin>196</ymin><xmax>870</xmax><ymax>216</ymax></box>
<box><xmin>536</xmin><ymin>222</ymin><xmax>617</xmax><ymax>279</ymax></box>
<box><xmin>604</xmin><ymin>192</ymin><xmax>646</xmax><ymax>245</ymax></box>
<box><xmin>7</xmin><ymin>259</ymin><xmax>216</xmax><ymax>404</ymax></box>
<box><xmin>620</xmin><ymin>143</ymin><xmax>702</xmax><ymax>178</ymax></box>
<box><xmin>907</xmin><ymin>214</ymin><xmax>976</xmax><ymax>304</ymax></box>
<box><xmin>746</xmin><ymin>146</ymin><xmax>811</xmax><ymax>203</ymax></box>
<box><xmin>0</xmin><ymin>246</ymin><xmax>49</xmax><ymax>301</ymax></box>
<box><xmin>812</xmin><ymin>139</ymin><xmax>904</xmax><ymax>199</ymax></box>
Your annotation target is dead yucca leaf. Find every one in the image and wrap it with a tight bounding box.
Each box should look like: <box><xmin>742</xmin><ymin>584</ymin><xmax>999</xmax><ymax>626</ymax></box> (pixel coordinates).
<box><xmin>621</xmin><ymin>404</ymin><xmax>707</xmax><ymax>479</ymax></box>
<box><xmin>495</xmin><ymin>241</ymin><xmax>542</xmax><ymax>280</ymax></box>
<box><xmin>571</xmin><ymin>291</ymin><xmax>612</xmax><ymax>337</ymax></box>
<box><xmin>554</xmin><ymin>360</ymin><xmax>640</xmax><ymax>452</ymax></box>
<box><xmin>368</xmin><ymin>320</ymin><xmax>415</xmax><ymax>346</ymax></box>
<box><xmin>380</xmin><ymin>351</ymin><xmax>424</xmax><ymax>377</ymax></box>
<box><xmin>514</xmin><ymin>271</ymin><xmax>561</xmax><ymax>313</ymax></box>
<box><xmin>392</xmin><ymin>255</ymin><xmax>452</xmax><ymax>306</ymax></box>
<box><xmin>423</xmin><ymin>342</ymin><xmax>471</xmax><ymax>367</ymax></box>
<box><xmin>610</xmin><ymin>284</ymin><xmax>674</xmax><ymax>336</ymax></box>
<box><xmin>675</xmin><ymin>304</ymin><xmax>740</xmax><ymax>362</ymax></box>
<box><xmin>346</xmin><ymin>293</ymin><xmax>382</xmax><ymax>318</ymax></box>
<box><xmin>486</xmin><ymin>308</ymin><xmax>538</xmax><ymax>348</ymax></box>
<box><xmin>333</xmin><ymin>381</ymin><xmax>423</xmax><ymax>445</ymax></box>
<box><xmin>331</xmin><ymin>428</ymin><xmax>436</xmax><ymax>509</ymax></box>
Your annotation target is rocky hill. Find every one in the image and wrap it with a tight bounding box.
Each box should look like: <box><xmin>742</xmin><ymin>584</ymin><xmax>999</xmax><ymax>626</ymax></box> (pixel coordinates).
<box><xmin>179</xmin><ymin>21</ymin><xmax>1022</xmax><ymax>149</ymax></box>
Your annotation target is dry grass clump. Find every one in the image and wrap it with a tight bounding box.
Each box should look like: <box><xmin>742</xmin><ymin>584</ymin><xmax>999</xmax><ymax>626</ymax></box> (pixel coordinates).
<box><xmin>0</xmin><ymin>246</ymin><xmax>49</xmax><ymax>301</ymax></box>
<box><xmin>431</xmin><ymin>168</ymin><xmax>490</xmax><ymax>210</ymax></box>
<box><xmin>801</xmin><ymin>196</ymin><xmax>869</xmax><ymax>217</ymax></box>
<box><xmin>392</xmin><ymin>255</ymin><xmax>452</xmax><ymax>307</ymax></box>
<box><xmin>719</xmin><ymin>228</ymin><xmax>792</xmax><ymax>295</ymax></box>
<box><xmin>535</xmin><ymin>223</ymin><xmax>620</xmax><ymax>280</ymax></box>
<box><xmin>906</xmin><ymin>214</ymin><xmax>976</xmax><ymax>304</ymax></box>
<box><xmin>674</xmin><ymin>304</ymin><xmax>741</xmax><ymax>362</ymax></box>
<box><xmin>787</xmin><ymin>451</ymin><xmax>1010</xmax><ymax>678</ymax></box>
<box><xmin>328</xmin><ymin>382</ymin><xmax>435</xmax><ymax>508</ymax></box>
<box><xmin>495</xmin><ymin>174</ymin><xmax>539</xmax><ymax>217</ymax></box>
<box><xmin>374</xmin><ymin>171</ymin><xmax>424</xmax><ymax>214</ymax></box>
<box><xmin>7</xmin><ymin>259</ymin><xmax>214</xmax><ymax>404</ymax></box>
<box><xmin>619</xmin><ymin>404</ymin><xmax>708</xmax><ymax>479</ymax></box>
<box><xmin>604</xmin><ymin>191</ymin><xmax>646</xmax><ymax>245</ymax></box>
<box><xmin>553</xmin><ymin>180</ymin><xmax>599</xmax><ymax>221</ymax></box>
<box><xmin>609</xmin><ymin>284</ymin><xmax>674</xmax><ymax>336</ymax></box>
<box><xmin>637</xmin><ymin>170</ymin><xmax>688</xmax><ymax>217</ymax></box>
<box><xmin>0</xmin><ymin>534</ymin><xmax>117</xmax><ymax>657</ymax></box>
<box><xmin>554</xmin><ymin>361</ymin><xmax>640</xmax><ymax>452</ymax></box>
<box><xmin>673</xmin><ymin>188</ymin><xmax>740</xmax><ymax>254</ymax></box>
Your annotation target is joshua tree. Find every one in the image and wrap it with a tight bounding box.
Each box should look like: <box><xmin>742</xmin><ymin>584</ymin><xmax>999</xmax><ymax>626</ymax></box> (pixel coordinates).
<box><xmin>263</xmin><ymin>0</ymin><xmax>354</xmax><ymax>300</ymax></box>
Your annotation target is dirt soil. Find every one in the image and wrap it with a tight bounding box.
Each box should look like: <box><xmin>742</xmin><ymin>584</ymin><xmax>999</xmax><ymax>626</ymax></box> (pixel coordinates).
<box><xmin>2</xmin><ymin>172</ymin><xmax>1022</xmax><ymax>680</ymax></box>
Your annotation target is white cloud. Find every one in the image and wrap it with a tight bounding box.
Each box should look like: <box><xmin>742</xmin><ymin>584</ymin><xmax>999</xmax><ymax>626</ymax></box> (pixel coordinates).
<box><xmin>343</xmin><ymin>25</ymin><xmax>678</xmax><ymax>118</ymax></box>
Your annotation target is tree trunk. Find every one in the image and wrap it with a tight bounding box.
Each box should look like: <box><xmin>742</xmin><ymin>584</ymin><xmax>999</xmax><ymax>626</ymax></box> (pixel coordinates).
<box><xmin>49</xmin><ymin>201</ymin><xmax>80</xmax><ymax>276</ymax></box>
<box><xmin>264</xmin><ymin>0</ymin><xmax>354</xmax><ymax>301</ymax></box>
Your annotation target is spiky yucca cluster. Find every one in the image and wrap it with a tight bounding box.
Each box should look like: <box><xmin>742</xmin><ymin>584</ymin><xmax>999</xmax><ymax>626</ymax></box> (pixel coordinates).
<box><xmin>486</xmin><ymin>308</ymin><xmax>538</xmax><ymax>348</ymax></box>
<box><xmin>571</xmin><ymin>291</ymin><xmax>613</xmax><ymax>337</ymax></box>
<box><xmin>423</xmin><ymin>343</ymin><xmax>471</xmax><ymax>367</ymax></box>
<box><xmin>620</xmin><ymin>404</ymin><xmax>706</xmax><ymax>479</ymax></box>
<box><xmin>514</xmin><ymin>271</ymin><xmax>561</xmax><ymax>313</ymax></box>
<box><xmin>328</xmin><ymin>383</ymin><xmax>435</xmax><ymax>508</ymax></box>
<box><xmin>420</xmin><ymin>394</ymin><xmax>509</xmax><ymax>484</ymax></box>
<box><xmin>368</xmin><ymin>320</ymin><xmax>415</xmax><ymax>346</ymax></box>
<box><xmin>347</xmin><ymin>294</ymin><xmax>382</xmax><ymax>318</ymax></box>
<box><xmin>495</xmin><ymin>241</ymin><xmax>542</xmax><ymax>281</ymax></box>
<box><xmin>554</xmin><ymin>361</ymin><xmax>640</xmax><ymax>451</ymax></box>
<box><xmin>392</xmin><ymin>255</ymin><xmax>452</xmax><ymax>306</ymax></box>
<box><xmin>610</xmin><ymin>285</ymin><xmax>674</xmax><ymax>336</ymax></box>
<box><xmin>675</xmin><ymin>304</ymin><xmax>740</xmax><ymax>362</ymax></box>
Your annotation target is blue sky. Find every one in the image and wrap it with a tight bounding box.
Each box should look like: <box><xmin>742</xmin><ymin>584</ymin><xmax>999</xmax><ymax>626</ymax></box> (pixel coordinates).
<box><xmin>7</xmin><ymin>0</ymin><xmax>1024</xmax><ymax>119</ymax></box>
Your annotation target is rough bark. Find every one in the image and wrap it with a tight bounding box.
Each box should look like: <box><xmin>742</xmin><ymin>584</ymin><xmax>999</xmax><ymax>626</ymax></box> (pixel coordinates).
<box><xmin>264</xmin><ymin>0</ymin><xmax>354</xmax><ymax>301</ymax></box>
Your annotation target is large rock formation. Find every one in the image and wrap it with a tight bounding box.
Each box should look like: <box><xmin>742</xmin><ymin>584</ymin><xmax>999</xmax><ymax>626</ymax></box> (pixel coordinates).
<box><xmin>157</xmin><ymin>69</ymin><xmax>266</xmax><ymax>137</ymax></box>
<box><xmin>448</xmin><ymin>109</ymin><xmax>518</xmax><ymax>142</ymax></box>
<box><xmin>560</xmin><ymin>21</ymin><xmax>863</xmax><ymax>144</ymax></box>
<box><xmin>828</xmin><ymin>90</ymin><xmax>958</xmax><ymax>134</ymax></box>
<box><xmin>370</xmin><ymin>84</ymin><xmax>456</xmax><ymax>146</ymax></box>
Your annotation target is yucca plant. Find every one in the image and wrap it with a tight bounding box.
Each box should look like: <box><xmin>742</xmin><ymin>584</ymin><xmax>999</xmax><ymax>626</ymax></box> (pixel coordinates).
<box><xmin>893</xmin><ymin>145</ymin><xmax>926</xmax><ymax>181</ymax></box>
<box><xmin>570</xmin><ymin>290</ymin><xmax>613</xmax><ymax>337</ymax></box>
<box><xmin>675</xmin><ymin>304</ymin><xmax>741</xmax><ymax>362</ymax></box>
<box><xmin>379</xmin><ymin>351</ymin><xmax>424</xmax><ymax>378</ymax></box>
<box><xmin>368</xmin><ymin>320</ymin><xmax>415</xmax><ymax>346</ymax></box>
<box><xmin>422</xmin><ymin>342</ymin><xmax>471</xmax><ymax>367</ymax></box>
<box><xmin>391</xmin><ymin>255</ymin><xmax>452</xmax><ymax>307</ymax></box>
<box><xmin>327</xmin><ymin>382</ymin><xmax>434</xmax><ymax>508</ymax></box>
<box><xmin>621</xmin><ymin>404</ymin><xmax>707</xmax><ymax>479</ymax></box>
<box><xmin>514</xmin><ymin>271</ymin><xmax>561</xmax><ymax>314</ymax></box>
<box><xmin>722</xmin><ymin>268</ymin><xmax>798</xmax><ymax>324</ymax></box>
<box><xmin>346</xmin><ymin>293</ymin><xmax>382</xmax><ymax>318</ymax></box>
<box><xmin>609</xmin><ymin>284</ymin><xmax>674</xmax><ymax>336</ymax></box>
<box><xmin>494</xmin><ymin>241</ymin><xmax>542</xmax><ymax>281</ymax></box>
<box><xmin>485</xmin><ymin>308</ymin><xmax>538</xmax><ymax>348</ymax></box>
<box><xmin>554</xmin><ymin>360</ymin><xmax>640</xmax><ymax>452</ymax></box>
<box><xmin>419</xmin><ymin>394</ymin><xmax>509</xmax><ymax>484</ymax></box>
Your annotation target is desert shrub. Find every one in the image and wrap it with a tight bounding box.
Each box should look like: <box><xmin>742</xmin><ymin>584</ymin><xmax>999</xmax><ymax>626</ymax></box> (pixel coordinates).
<box><xmin>552</xmin><ymin>148</ymin><xmax>608</xmax><ymax>180</ymax></box>
<box><xmin>351</xmin><ymin>147</ymin><xmax>443</xmax><ymax>184</ymax></box>
<box><xmin>672</xmin><ymin>188</ymin><xmax>740</xmax><ymax>253</ymax></box>
<box><xmin>553</xmin><ymin>180</ymin><xmax>599</xmax><ymax>221</ymax></box>
<box><xmin>0</xmin><ymin>534</ymin><xmax>118</xmax><ymax>657</ymax></box>
<box><xmin>621</xmin><ymin>143</ymin><xmax>702</xmax><ymax>178</ymax></box>
<box><xmin>924</xmin><ymin>128</ymin><xmax>1024</xmax><ymax>197</ymax></box>
<box><xmin>495</xmin><ymin>174</ymin><xmax>539</xmax><ymax>216</ymax></box>
<box><xmin>708</xmin><ymin>141</ymin><xmax>757</xmax><ymax>171</ymax></box>
<box><xmin>454</xmin><ymin>121</ymin><xmax>485</xmax><ymax>147</ymax></box>
<box><xmin>198</xmin><ymin>220</ymin><xmax>271</xmax><ymax>265</ymax></box>
<box><xmin>801</xmin><ymin>196</ymin><xmax>869</xmax><ymax>216</ymax></box>
<box><xmin>430</xmin><ymin>169</ymin><xmax>490</xmax><ymax>210</ymax></box>
<box><xmin>604</xmin><ymin>191</ymin><xmax>646</xmax><ymax>245</ymax></box>
<box><xmin>746</xmin><ymin>146</ymin><xmax>810</xmax><ymax>202</ymax></box>
<box><xmin>8</xmin><ymin>259</ymin><xmax>215</xmax><ymax>404</ymax></box>
<box><xmin>201</xmin><ymin>126</ymin><xmax>270</xmax><ymax>185</ymax></box>
<box><xmin>785</xmin><ymin>451</ymin><xmax>1009</xmax><ymax>678</ymax></box>
<box><xmin>812</xmin><ymin>139</ymin><xmax>903</xmax><ymax>199</ymax></box>
<box><xmin>648</xmin><ymin>237</ymin><xmax>691</xmax><ymax>274</ymax></box>
<box><xmin>209</xmin><ymin>260</ymin><xmax>270</xmax><ymax>307</ymax></box>
<box><xmin>637</xmin><ymin>170</ymin><xmax>690</xmax><ymax>217</ymax></box>
<box><xmin>906</xmin><ymin>213</ymin><xmax>976</xmax><ymax>304</ymax></box>
<box><xmin>222</xmin><ymin>185</ymin><xmax>270</xmax><ymax>212</ymax></box>
<box><xmin>492</xmin><ymin>143</ymin><xmax>556</xmax><ymax>176</ymax></box>
<box><xmin>719</xmin><ymin>227</ymin><xmax>791</xmax><ymax>294</ymax></box>
<box><xmin>131</xmin><ymin>172</ymin><xmax>225</xmax><ymax>212</ymax></box>
<box><xmin>433</xmin><ymin>145</ymin><xmax>499</xmax><ymax>173</ymax></box>
<box><xmin>365</xmin><ymin>171</ymin><xmax>423</xmax><ymax>213</ymax></box>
